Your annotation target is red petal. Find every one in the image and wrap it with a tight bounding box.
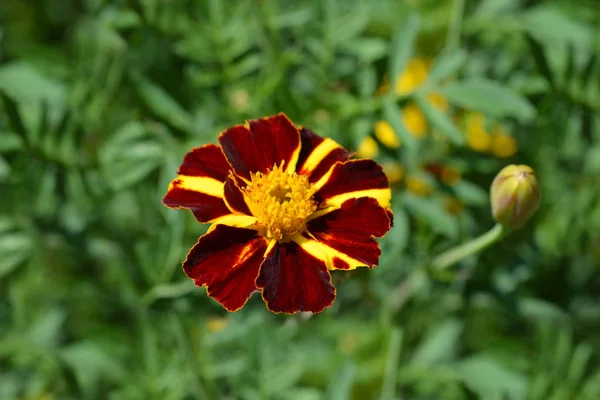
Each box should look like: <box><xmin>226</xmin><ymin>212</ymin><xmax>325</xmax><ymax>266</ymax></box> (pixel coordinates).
<box><xmin>315</xmin><ymin>159</ymin><xmax>390</xmax><ymax>207</ymax></box>
<box><xmin>163</xmin><ymin>144</ymin><xmax>233</xmax><ymax>223</ymax></box>
<box><xmin>177</xmin><ymin>144</ymin><xmax>231</xmax><ymax>181</ymax></box>
<box><xmin>224</xmin><ymin>175</ymin><xmax>251</xmax><ymax>215</ymax></box>
<box><xmin>257</xmin><ymin>241</ymin><xmax>335</xmax><ymax>314</ymax></box>
<box><xmin>306</xmin><ymin>197</ymin><xmax>391</xmax><ymax>269</ymax></box>
<box><xmin>164</xmin><ymin>183</ymin><xmax>231</xmax><ymax>222</ymax></box>
<box><xmin>218</xmin><ymin>114</ymin><xmax>301</xmax><ymax>181</ymax></box>
<box><xmin>296</xmin><ymin>127</ymin><xmax>351</xmax><ymax>183</ymax></box>
<box><xmin>183</xmin><ymin>225</ymin><xmax>268</xmax><ymax>311</ymax></box>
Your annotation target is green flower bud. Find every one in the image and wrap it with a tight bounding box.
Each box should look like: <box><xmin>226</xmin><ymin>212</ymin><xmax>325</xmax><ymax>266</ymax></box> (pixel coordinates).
<box><xmin>490</xmin><ymin>164</ymin><xmax>541</xmax><ymax>230</ymax></box>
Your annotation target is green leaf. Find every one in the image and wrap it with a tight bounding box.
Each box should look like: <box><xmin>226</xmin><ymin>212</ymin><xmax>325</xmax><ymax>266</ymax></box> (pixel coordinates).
<box><xmin>379</xmin><ymin>328</ymin><xmax>403</xmax><ymax>400</ymax></box>
<box><xmin>519</xmin><ymin>5</ymin><xmax>594</xmax><ymax>49</ymax></box>
<box><xmin>456</xmin><ymin>355</ymin><xmax>527</xmax><ymax>399</ymax></box>
<box><xmin>130</xmin><ymin>72</ymin><xmax>193</xmax><ymax>132</ymax></box>
<box><xmin>0</xmin><ymin>231</ymin><xmax>33</xmax><ymax>278</ymax></box>
<box><xmin>0</xmin><ymin>62</ymin><xmax>66</xmax><ymax>106</ymax></box>
<box><xmin>414</xmin><ymin>92</ymin><xmax>464</xmax><ymax>145</ymax></box>
<box><xmin>327</xmin><ymin>363</ymin><xmax>356</xmax><ymax>400</ymax></box>
<box><xmin>428</xmin><ymin>49</ymin><xmax>467</xmax><ymax>83</ymax></box>
<box><xmin>341</xmin><ymin>38</ymin><xmax>388</xmax><ymax>63</ymax></box>
<box><xmin>410</xmin><ymin>319</ymin><xmax>463</xmax><ymax>365</ymax></box>
<box><xmin>440</xmin><ymin>78</ymin><xmax>536</xmax><ymax>122</ymax></box>
<box><xmin>388</xmin><ymin>13</ymin><xmax>420</xmax><ymax>91</ymax></box>
<box><xmin>99</xmin><ymin>121</ymin><xmax>165</xmax><ymax>190</ymax></box>
<box><xmin>404</xmin><ymin>195</ymin><xmax>459</xmax><ymax>239</ymax></box>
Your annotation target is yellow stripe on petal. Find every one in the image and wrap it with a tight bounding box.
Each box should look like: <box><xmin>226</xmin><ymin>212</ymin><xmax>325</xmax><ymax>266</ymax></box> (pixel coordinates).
<box><xmin>206</xmin><ymin>215</ymin><xmax>257</xmax><ymax>234</ymax></box>
<box><xmin>300</xmin><ymin>138</ymin><xmax>342</xmax><ymax>175</ymax></box>
<box><xmin>171</xmin><ymin>176</ymin><xmax>224</xmax><ymax>198</ymax></box>
<box><xmin>294</xmin><ymin>235</ymin><xmax>369</xmax><ymax>271</ymax></box>
<box><xmin>322</xmin><ymin>188</ymin><xmax>392</xmax><ymax>210</ymax></box>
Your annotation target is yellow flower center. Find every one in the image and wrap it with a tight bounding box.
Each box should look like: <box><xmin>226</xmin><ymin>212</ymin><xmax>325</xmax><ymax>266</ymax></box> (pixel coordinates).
<box><xmin>244</xmin><ymin>163</ymin><xmax>317</xmax><ymax>241</ymax></box>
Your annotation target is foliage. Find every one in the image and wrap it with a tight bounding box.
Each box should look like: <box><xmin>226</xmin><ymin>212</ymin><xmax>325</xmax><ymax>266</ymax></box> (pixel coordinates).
<box><xmin>1</xmin><ymin>0</ymin><xmax>599</xmax><ymax>399</ymax></box>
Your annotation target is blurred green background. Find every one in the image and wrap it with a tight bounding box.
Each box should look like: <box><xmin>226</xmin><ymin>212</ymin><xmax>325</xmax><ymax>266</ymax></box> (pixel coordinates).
<box><xmin>1</xmin><ymin>0</ymin><xmax>600</xmax><ymax>399</ymax></box>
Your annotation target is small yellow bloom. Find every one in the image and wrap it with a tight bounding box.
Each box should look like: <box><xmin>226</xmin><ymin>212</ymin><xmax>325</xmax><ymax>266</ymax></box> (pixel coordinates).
<box><xmin>374</xmin><ymin>120</ymin><xmax>401</xmax><ymax>149</ymax></box>
<box><xmin>405</xmin><ymin>175</ymin><xmax>432</xmax><ymax>196</ymax></box>
<box><xmin>206</xmin><ymin>316</ymin><xmax>229</xmax><ymax>333</ymax></box>
<box><xmin>402</xmin><ymin>103</ymin><xmax>428</xmax><ymax>139</ymax></box>
<box><xmin>467</xmin><ymin>126</ymin><xmax>492</xmax><ymax>152</ymax></box>
<box><xmin>229</xmin><ymin>89</ymin><xmax>250</xmax><ymax>112</ymax></box>
<box><xmin>427</xmin><ymin>92</ymin><xmax>449</xmax><ymax>112</ymax></box>
<box><xmin>491</xmin><ymin>129</ymin><xmax>518</xmax><ymax>158</ymax></box>
<box><xmin>395</xmin><ymin>58</ymin><xmax>429</xmax><ymax>96</ymax></box>
<box><xmin>466</xmin><ymin>112</ymin><xmax>486</xmax><ymax>130</ymax></box>
<box><xmin>357</xmin><ymin>136</ymin><xmax>380</xmax><ymax>159</ymax></box>
<box><xmin>383</xmin><ymin>162</ymin><xmax>405</xmax><ymax>184</ymax></box>
<box><xmin>441</xmin><ymin>166</ymin><xmax>461</xmax><ymax>186</ymax></box>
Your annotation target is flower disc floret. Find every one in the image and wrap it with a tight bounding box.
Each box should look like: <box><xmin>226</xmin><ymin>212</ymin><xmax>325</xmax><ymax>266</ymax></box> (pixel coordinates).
<box><xmin>244</xmin><ymin>163</ymin><xmax>317</xmax><ymax>241</ymax></box>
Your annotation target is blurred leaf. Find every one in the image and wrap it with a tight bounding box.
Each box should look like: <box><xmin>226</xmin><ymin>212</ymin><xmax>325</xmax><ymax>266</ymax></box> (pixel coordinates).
<box><xmin>404</xmin><ymin>195</ymin><xmax>459</xmax><ymax>239</ymax></box>
<box><xmin>389</xmin><ymin>13</ymin><xmax>420</xmax><ymax>91</ymax></box>
<box><xmin>341</xmin><ymin>38</ymin><xmax>388</xmax><ymax>63</ymax></box>
<box><xmin>441</xmin><ymin>78</ymin><xmax>536</xmax><ymax>122</ymax></box>
<box><xmin>414</xmin><ymin>93</ymin><xmax>464</xmax><ymax>145</ymax></box>
<box><xmin>130</xmin><ymin>72</ymin><xmax>193</xmax><ymax>133</ymax></box>
<box><xmin>410</xmin><ymin>319</ymin><xmax>462</xmax><ymax>365</ymax></box>
<box><xmin>99</xmin><ymin>121</ymin><xmax>165</xmax><ymax>190</ymax></box>
<box><xmin>0</xmin><ymin>62</ymin><xmax>65</xmax><ymax>106</ymax></box>
<box><xmin>327</xmin><ymin>363</ymin><xmax>356</xmax><ymax>400</ymax></box>
<box><xmin>428</xmin><ymin>49</ymin><xmax>467</xmax><ymax>83</ymax></box>
<box><xmin>520</xmin><ymin>5</ymin><xmax>593</xmax><ymax>49</ymax></box>
<box><xmin>456</xmin><ymin>355</ymin><xmax>527</xmax><ymax>399</ymax></box>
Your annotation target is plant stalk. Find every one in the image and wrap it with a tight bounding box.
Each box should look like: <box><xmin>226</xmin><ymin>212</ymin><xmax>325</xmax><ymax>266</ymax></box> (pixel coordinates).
<box><xmin>431</xmin><ymin>223</ymin><xmax>509</xmax><ymax>270</ymax></box>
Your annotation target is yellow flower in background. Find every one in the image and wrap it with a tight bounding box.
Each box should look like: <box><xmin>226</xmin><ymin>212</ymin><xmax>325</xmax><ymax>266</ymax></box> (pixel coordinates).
<box><xmin>374</xmin><ymin>120</ymin><xmax>401</xmax><ymax>149</ymax></box>
<box><xmin>357</xmin><ymin>136</ymin><xmax>380</xmax><ymax>159</ymax></box>
<box><xmin>465</xmin><ymin>112</ymin><xmax>491</xmax><ymax>152</ymax></box>
<box><xmin>491</xmin><ymin>127</ymin><xmax>518</xmax><ymax>158</ymax></box>
<box><xmin>463</xmin><ymin>112</ymin><xmax>517</xmax><ymax>157</ymax></box>
<box><xmin>467</xmin><ymin>126</ymin><xmax>492</xmax><ymax>152</ymax></box>
<box><xmin>395</xmin><ymin>58</ymin><xmax>429</xmax><ymax>96</ymax></box>
<box><xmin>383</xmin><ymin>162</ymin><xmax>405</xmax><ymax>184</ymax></box>
<box><xmin>405</xmin><ymin>175</ymin><xmax>432</xmax><ymax>196</ymax></box>
<box><xmin>466</xmin><ymin>112</ymin><xmax>486</xmax><ymax>130</ymax></box>
<box><xmin>206</xmin><ymin>316</ymin><xmax>229</xmax><ymax>333</ymax></box>
<box><xmin>402</xmin><ymin>103</ymin><xmax>428</xmax><ymax>139</ymax></box>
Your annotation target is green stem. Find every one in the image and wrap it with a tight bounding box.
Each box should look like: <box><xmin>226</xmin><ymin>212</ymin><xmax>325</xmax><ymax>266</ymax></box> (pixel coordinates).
<box><xmin>447</xmin><ymin>0</ymin><xmax>466</xmax><ymax>50</ymax></box>
<box><xmin>431</xmin><ymin>223</ymin><xmax>509</xmax><ymax>270</ymax></box>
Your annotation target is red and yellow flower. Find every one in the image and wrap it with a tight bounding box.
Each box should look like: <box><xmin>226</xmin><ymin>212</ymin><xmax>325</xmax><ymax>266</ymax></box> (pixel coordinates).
<box><xmin>163</xmin><ymin>113</ymin><xmax>393</xmax><ymax>314</ymax></box>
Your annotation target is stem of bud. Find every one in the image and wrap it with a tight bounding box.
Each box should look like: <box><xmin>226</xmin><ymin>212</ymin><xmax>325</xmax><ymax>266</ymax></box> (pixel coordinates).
<box><xmin>431</xmin><ymin>223</ymin><xmax>509</xmax><ymax>270</ymax></box>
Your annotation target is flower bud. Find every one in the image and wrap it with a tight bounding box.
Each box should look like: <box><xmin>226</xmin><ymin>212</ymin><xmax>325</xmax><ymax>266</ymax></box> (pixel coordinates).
<box><xmin>490</xmin><ymin>164</ymin><xmax>540</xmax><ymax>230</ymax></box>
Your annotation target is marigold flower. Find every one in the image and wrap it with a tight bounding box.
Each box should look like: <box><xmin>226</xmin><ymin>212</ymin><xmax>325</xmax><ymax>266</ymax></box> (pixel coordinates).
<box><xmin>163</xmin><ymin>114</ymin><xmax>393</xmax><ymax>314</ymax></box>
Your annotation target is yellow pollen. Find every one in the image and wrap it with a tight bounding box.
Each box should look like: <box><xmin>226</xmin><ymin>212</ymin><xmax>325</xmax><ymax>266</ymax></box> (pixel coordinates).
<box><xmin>243</xmin><ymin>163</ymin><xmax>317</xmax><ymax>241</ymax></box>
